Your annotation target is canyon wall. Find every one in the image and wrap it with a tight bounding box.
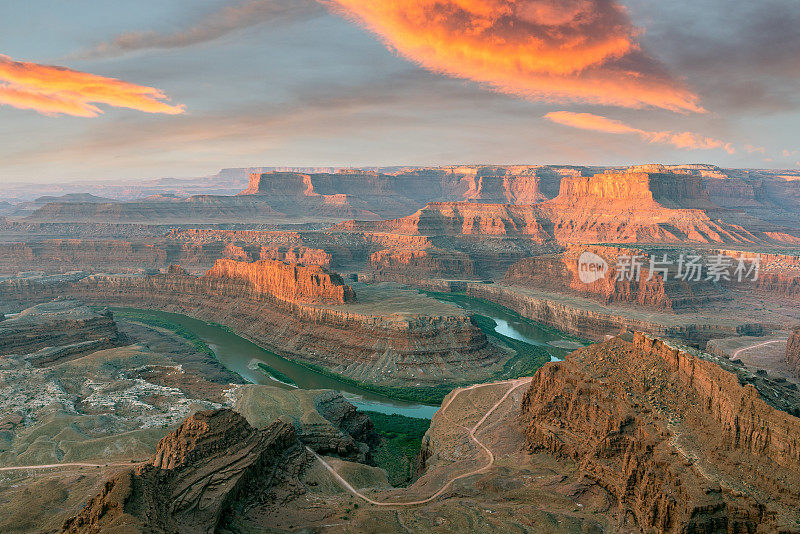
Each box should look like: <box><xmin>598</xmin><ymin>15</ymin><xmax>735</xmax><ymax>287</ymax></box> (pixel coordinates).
<box><xmin>205</xmin><ymin>258</ymin><xmax>356</xmax><ymax>305</ymax></box>
<box><xmin>521</xmin><ymin>333</ymin><xmax>800</xmax><ymax>532</ymax></box>
<box><xmin>0</xmin><ymin>271</ymin><xmax>504</xmax><ymax>388</ymax></box>
<box><xmin>462</xmin><ymin>282</ymin><xmax>763</xmax><ymax>344</ymax></box>
<box><xmin>370</xmin><ymin>248</ymin><xmax>476</xmax><ymax>281</ymax></box>
<box><xmin>503</xmin><ymin>247</ymin><xmax>727</xmax><ymax>310</ymax></box>
<box><xmin>336</xmin><ymin>169</ymin><xmax>797</xmax><ymax>246</ymax></box>
<box><xmin>787</xmin><ymin>327</ymin><xmax>800</xmax><ymax>379</ymax></box>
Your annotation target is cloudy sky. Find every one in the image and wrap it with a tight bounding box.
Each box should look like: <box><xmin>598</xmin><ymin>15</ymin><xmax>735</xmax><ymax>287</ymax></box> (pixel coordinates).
<box><xmin>1</xmin><ymin>0</ymin><xmax>799</xmax><ymax>183</ymax></box>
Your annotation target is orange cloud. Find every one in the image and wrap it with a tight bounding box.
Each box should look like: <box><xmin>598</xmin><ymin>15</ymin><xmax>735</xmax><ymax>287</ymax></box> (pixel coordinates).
<box><xmin>545</xmin><ymin>111</ymin><xmax>735</xmax><ymax>153</ymax></box>
<box><xmin>0</xmin><ymin>55</ymin><xmax>186</xmax><ymax>117</ymax></box>
<box><xmin>323</xmin><ymin>0</ymin><xmax>703</xmax><ymax>112</ymax></box>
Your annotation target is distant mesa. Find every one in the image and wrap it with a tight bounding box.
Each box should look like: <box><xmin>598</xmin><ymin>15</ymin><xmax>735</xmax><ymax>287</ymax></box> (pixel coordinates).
<box><xmin>9</xmin><ymin>164</ymin><xmax>800</xmax><ymax>228</ymax></box>
<box><xmin>550</xmin><ymin>165</ymin><xmax>715</xmax><ymax>209</ymax></box>
<box><xmin>336</xmin><ymin>166</ymin><xmax>799</xmax><ymax>245</ymax></box>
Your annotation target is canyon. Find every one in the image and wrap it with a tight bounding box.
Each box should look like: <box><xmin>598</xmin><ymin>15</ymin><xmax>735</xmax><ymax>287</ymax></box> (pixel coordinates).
<box><xmin>2</xmin><ymin>163</ymin><xmax>800</xmax><ymax>533</ymax></box>
<box><xmin>0</xmin><ymin>262</ymin><xmax>514</xmax><ymax>392</ymax></box>
<box><xmin>52</xmin><ymin>329</ymin><xmax>800</xmax><ymax>533</ymax></box>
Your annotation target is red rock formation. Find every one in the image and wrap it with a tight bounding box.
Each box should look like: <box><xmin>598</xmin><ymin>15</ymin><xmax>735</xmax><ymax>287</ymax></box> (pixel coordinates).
<box><xmin>521</xmin><ymin>333</ymin><xmax>800</xmax><ymax>533</ymax></box>
<box><xmin>205</xmin><ymin>258</ymin><xmax>356</xmax><ymax>305</ymax></box>
<box><xmin>370</xmin><ymin>248</ymin><xmax>476</xmax><ymax>281</ymax></box>
<box><xmin>787</xmin><ymin>327</ymin><xmax>800</xmax><ymax>379</ymax></box>
<box><xmin>259</xmin><ymin>245</ymin><xmax>332</xmax><ymax>268</ymax></box>
<box><xmin>504</xmin><ymin>246</ymin><xmax>727</xmax><ymax>310</ymax></box>
<box><xmin>62</xmin><ymin>410</ymin><xmax>309</xmax><ymax>534</ymax></box>
<box><xmin>552</xmin><ymin>166</ymin><xmax>714</xmax><ymax>209</ymax></box>
<box><xmin>336</xmin><ymin>168</ymin><xmax>798</xmax><ymax>246</ymax></box>
<box><xmin>338</xmin><ymin>202</ymin><xmax>552</xmax><ymax>239</ymax></box>
<box><xmin>464</xmin><ymin>282</ymin><xmax>765</xmax><ymax>344</ymax></box>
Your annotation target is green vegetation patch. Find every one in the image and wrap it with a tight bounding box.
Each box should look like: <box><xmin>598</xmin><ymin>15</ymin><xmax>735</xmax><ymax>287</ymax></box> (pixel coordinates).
<box><xmin>362</xmin><ymin>411</ymin><xmax>430</xmax><ymax>487</ymax></box>
<box><xmin>256</xmin><ymin>362</ymin><xmax>298</xmax><ymax>387</ymax></box>
<box><xmin>294</xmin><ymin>360</ymin><xmax>457</xmax><ymax>404</ymax></box>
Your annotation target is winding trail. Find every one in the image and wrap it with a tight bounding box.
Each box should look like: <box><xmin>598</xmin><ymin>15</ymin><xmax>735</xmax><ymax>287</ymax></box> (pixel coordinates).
<box><xmin>731</xmin><ymin>339</ymin><xmax>786</xmax><ymax>359</ymax></box>
<box><xmin>0</xmin><ymin>462</ymin><xmax>138</xmax><ymax>472</ymax></box>
<box><xmin>309</xmin><ymin>376</ymin><xmax>533</xmax><ymax>507</ymax></box>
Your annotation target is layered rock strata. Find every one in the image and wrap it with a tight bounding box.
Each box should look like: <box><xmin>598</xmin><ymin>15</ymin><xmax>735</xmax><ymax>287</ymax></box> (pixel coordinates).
<box><xmin>62</xmin><ymin>409</ymin><xmax>310</xmax><ymax>533</ymax></box>
<box><xmin>0</xmin><ymin>299</ymin><xmax>121</xmax><ymax>363</ymax></box>
<box><xmin>462</xmin><ymin>282</ymin><xmax>764</xmax><ymax>344</ymax></box>
<box><xmin>504</xmin><ymin>246</ymin><xmax>727</xmax><ymax>310</ymax></box>
<box><xmin>521</xmin><ymin>333</ymin><xmax>800</xmax><ymax>533</ymax></box>
<box><xmin>0</xmin><ymin>270</ymin><xmax>503</xmax><ymax>387</ymax></box>
<box><xmin>206</xmin><ymin>258</ymin><xmax>356</xmax><ymax>305</ymax></box>
<box><xmin>787</xmin><ymin>327</ymin><xmax>800</xmax><ymax>378</ymax></box>
<box><xmin>336</xmin><ymin>167</ymin><xmax>798</xmax><ymax>246</ymax></box>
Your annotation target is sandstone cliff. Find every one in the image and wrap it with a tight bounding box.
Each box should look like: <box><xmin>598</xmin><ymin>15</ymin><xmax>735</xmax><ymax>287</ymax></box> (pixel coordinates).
<box><xmin>62</xmin><ymin>409</ymin><xmax>310</xmax><ymax>533</ymax></box>
<box><xmin>787</xmin><ymin>327</ymin><xmax>800</xmax><ymax>379</ymax></box>
<box><xmin>462</xmin><ymin>282</ymin><xmax>764</xmax><ymax>344</ymax></box>
<box><xmin>521</xmin><ymin>333</ymin><xmax>800</xmax><ymax>533</ymax></box>
<box><xmin>336</xmin><ymin>169</ymin><xmax>798</xmax><ymax>246</ymax></box>
<box><xmin>504</xmin><ymin>246</ymin><xmax>727</xmax><ymax>311</ymax></box>
<box><xmin>205</xmin><ymin>258</ymin><xmax>356</xmax><ymax>305</ymax></box>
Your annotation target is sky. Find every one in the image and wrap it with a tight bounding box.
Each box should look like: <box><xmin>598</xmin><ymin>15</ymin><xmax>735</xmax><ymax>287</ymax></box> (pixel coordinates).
<box><xmin>1</xmin><ymin>0</ymin><xmax>799</xmax><ymax>183</ymax></box>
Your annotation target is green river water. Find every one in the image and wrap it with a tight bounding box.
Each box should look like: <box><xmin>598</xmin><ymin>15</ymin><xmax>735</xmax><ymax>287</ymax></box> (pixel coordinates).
<box><xmin>112</xmin><ymin>294</ymin><xmax>582</xmax><ymax>419</ymax></box>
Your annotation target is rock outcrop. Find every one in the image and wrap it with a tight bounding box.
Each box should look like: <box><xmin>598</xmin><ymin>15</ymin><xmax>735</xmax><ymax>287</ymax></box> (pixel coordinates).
<box><xmin>462</xmin><ymin>282</ymin><xmax>765</xmax><ymax>344</ymax></box>
<box><xmin>504</xmin><ymin>246</ymin><xmax>727</xmax><ymax>310</ymax></box>
<box><xmin>787</xmin><ymin>327</ymin><xmax>800</xmax><ymax>378</ymax></box>
<box><xmin>521</xmin><ymin>333</ymin><xmax>800</xmax><ymax>533</ymax></box>
<box><xmin>0</xmin><ymin>299</ymin><xmax>121</xmax><ymax>363</ymax></box>
<box><xmin>370</xmin><ymin>248</ymin><xmax>476</xmax><ymax>281</ymax></box>
<box><xmin>62</xmin><ymin>409</ymin><xmax>310</xmax><ymax>534</ymax></box>
<box><xmin>206</xmin><ymin>258</ymin><xmax>356</xmax><ymax>305</ymax></box>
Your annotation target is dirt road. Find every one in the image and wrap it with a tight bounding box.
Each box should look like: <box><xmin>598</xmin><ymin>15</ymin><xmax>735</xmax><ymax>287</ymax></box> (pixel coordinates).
<box><xmin>310</xmin><ymin>376</ymin><xmax>533</xmax><ymax>506</ymax></box>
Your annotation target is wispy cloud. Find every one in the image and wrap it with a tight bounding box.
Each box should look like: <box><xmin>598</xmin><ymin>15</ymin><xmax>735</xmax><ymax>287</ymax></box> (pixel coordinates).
<box><xmin>545</xmin><ymin>111</ymin><xmax>735</xmax><ymax>153</ymax></box>
<box><xmin>0</xmin><ymin>54</ymin><xmax>185</xmax><ymax>117</ymax></box>
<box><xmin>74</xmin><ymin>0</ymin><xmax>321</xmax><ymax>59</ymax></box>
<box><xmin>323</xmin><ymin>0</ymin><xmax>703</xmax><ymax>112</ymax></box>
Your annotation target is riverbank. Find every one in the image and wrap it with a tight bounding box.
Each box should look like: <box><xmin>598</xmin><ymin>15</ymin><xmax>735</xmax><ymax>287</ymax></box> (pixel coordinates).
<box><xmin>107</xmin><ymin>291</ymin><xmax>579</xmax><ymax>407</ymax></box>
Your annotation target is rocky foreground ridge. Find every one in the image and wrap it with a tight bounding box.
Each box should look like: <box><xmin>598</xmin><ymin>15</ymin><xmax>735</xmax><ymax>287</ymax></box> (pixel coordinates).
<box><xmin>521</xmin><ymin>332</ymin><xmax>800</xmax><ymax>533</ymax></box>
<box><xmin>62</xmin><ymin>409</ymin><xmax>311</xmax><ymax>533</ymax></box>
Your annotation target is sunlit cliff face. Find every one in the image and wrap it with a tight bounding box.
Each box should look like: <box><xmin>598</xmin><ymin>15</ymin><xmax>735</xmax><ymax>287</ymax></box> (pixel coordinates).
<box><xmin>323</xmin><ymin>0</ymin><xmax>703</xmax><ymax>112</ymax></box>
<box><xmin>0</xmin><ymin>54</ymin><xmax>186</xmax><ymax>117</ymax></box>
